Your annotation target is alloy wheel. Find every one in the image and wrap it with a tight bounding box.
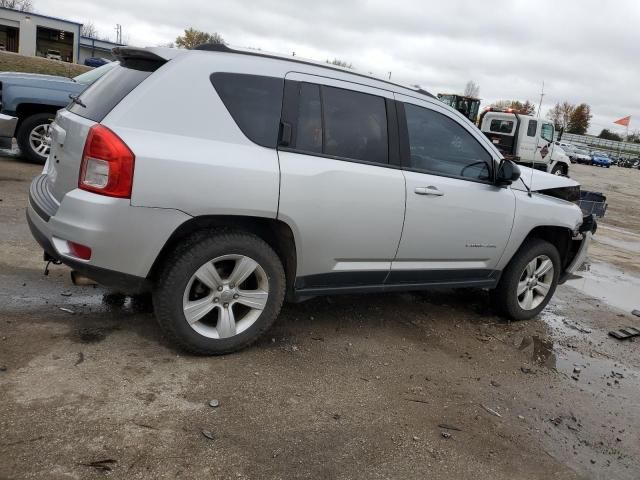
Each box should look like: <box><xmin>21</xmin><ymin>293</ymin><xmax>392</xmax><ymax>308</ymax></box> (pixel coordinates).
<box><xmin>182</xmin><ymin>254</ymin><xmax>269</xmax><ymax>339</ymax></box>
<box><xmin>29</xmin><ymin>123</ymin><xmax>52</xmax><ymax>159</ymax></box>
<box><xmin>516</xmin><ymin>254</ymin><xmax>554</xmax><ymax>310</ymax></box>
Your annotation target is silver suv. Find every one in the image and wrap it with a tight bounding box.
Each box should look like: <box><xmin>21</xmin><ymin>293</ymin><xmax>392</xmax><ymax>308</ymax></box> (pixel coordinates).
<box><xmin>27</xmin><ymin>45</ymin><xmax>595</xmax><ymax>354</ymax></box>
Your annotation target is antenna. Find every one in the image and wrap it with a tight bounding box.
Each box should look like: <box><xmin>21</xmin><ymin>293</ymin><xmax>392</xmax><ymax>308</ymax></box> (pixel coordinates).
<box><xmin>537</xmin><ymin>80</ymin><xmax>545</xmax><ymax>118</ymax></box>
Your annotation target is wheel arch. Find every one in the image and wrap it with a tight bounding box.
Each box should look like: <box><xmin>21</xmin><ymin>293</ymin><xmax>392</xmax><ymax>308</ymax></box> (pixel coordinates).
<box><xmin>148</xmin><ymin>215</ymin><xmax>298</xmax><ymax>295</ymax></box>
<box><xmin>518</xmin><ymin>225</ymin><xmax>573</xmax><ymax>270</ymax></box>
<box><xmin>15</xmin><ymin>104</ymin><xmax>60</xmax><ymax>129</ymax></box>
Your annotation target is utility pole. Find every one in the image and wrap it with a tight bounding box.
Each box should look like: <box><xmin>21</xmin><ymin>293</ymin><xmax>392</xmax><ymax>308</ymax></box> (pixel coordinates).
<box><xmin>115</xmin><ymin>24</ymin><xmax>122</xmax><ymax>44</ymax></box>
<box><xmin>537</xmin><ymin>80</ymin><xmax>545</xmax><ymax>118</ymax></box>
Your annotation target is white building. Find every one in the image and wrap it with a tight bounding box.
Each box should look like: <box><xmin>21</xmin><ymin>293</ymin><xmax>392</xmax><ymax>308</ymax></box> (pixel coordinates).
<box><xmin>0</xmin><ymin>7</ymin><xmax>126</xmax><ymax>65</ymax></box>
<box><xmin>0</xmin><ymin>7</ymin><xmax>81</xmax><ymax>63</ymax></box>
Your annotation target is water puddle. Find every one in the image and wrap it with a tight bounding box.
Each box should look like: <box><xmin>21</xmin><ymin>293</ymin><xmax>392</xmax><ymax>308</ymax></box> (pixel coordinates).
<box><xmin>565</xmin><ymin>261</ymin><xmax>640</xmax><ymax>313</ymax></box>
<box><xmin>537</xmin><ymin>310</ymin><xmax>640</xmax><ymax>395</ymax></box>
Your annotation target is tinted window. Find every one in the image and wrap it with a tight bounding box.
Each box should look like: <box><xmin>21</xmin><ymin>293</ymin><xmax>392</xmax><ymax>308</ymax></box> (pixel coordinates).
<box><xmin>527</xmin><ymin>119</ymin><xmax>538</xmax><ymax>137</ymax></box>
<box><xmin>68</xmin><ymin>65</ymin><xmax>151</xmax><ymax>122</ymax></box>
<box><xmin>211</xmin><ymin>73</ymin><xmax>284</xmax><ymax>148</ymax></box>
<box><xmin>490</xmin><ymin>119</ymin><xmax>514</xmax><ymax>133</ymax></box>
<box><xmin>322</xmin><ymin>86</ymin><xmax>387</xmax><ymax>164</ymax></box>
<box><xmin>541</xmin><ymin>123</ymin><xmax>554</xmax><ymax>142</ymax></box>
<box><xmin>405</xmin><ymin>103</ymin><xmax>492</xmax><ymax>181</ymax></box>
<box><xmin>295</xmin><ymin>83</ymin><xmax>322</xmax><ymax>153</ymax></box>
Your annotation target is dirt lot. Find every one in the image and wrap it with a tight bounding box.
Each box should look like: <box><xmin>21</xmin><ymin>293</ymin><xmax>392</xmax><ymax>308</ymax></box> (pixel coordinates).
<box><xmin>1</xmin><ymin>155</ymin><xmax>639</xmax><ymax>480</ymax></box>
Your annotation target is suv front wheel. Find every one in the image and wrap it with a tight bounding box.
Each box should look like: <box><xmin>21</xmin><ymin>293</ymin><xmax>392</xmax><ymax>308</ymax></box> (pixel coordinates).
<box><xmin>492</xmin><ymin>238</ymin><xmax>560</xmax><ymax>320</ymax></box>
<box><xmin>153</xmin><ymin>231</ymin><xmax>286</xmax><ymax>355</ymax></box>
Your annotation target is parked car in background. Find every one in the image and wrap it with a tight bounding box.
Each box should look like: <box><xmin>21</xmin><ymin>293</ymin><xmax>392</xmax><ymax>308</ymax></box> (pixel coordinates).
<box><xmin>591</xmin><ymin>152</ymin><xmax>612</xmax><ymax>168</ymax></box>
<box><xmin>84</xmin><ymin>57</ymin><xmax>111</xmax><ymax>68</ymax></box>
<box><xmin>45</xmin><ymin>50</ymin><xmax>62</xmax><ymax>61</ymax></box>
<box><xmin>0</xmin><ymin>61</ymin><xmax>117</xmax><ymax>163</ymax></box>
<box><xmin>26</xmin><ymin>45</ymin><xmax>595</xmax><ymax>354</ymax></box>
<box><xmin>561</xmin><ymin>144</ymin><xmax>591</xmax><ymax>164</ymax></box>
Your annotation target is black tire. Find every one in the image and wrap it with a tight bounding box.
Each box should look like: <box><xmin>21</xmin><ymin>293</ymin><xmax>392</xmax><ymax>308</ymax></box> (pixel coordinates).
<box><xmin>492</xmin><ymin>238</ymin><xmax>560</xmax><ymax>320</ymax></box>
<box><xmin>551</xmin><ymin>163</ymin><xmax>566</xmax><ymax>176</ymax></box>
<box><xmin>153</xmin><ymin>231</ymin><xmax>286</xmax><ymax>355</ymax></box>
<box><xmin>16</xmin><ymin>113</ymin><xmax>55</xmax><ymax>164</ymax></box>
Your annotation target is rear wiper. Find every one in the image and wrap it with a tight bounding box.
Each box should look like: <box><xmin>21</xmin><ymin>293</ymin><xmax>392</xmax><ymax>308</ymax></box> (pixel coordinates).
<box><xmin>69</xmin><ymin>94</ymin><xmax>86</xmax><ymax>108</ymax></box>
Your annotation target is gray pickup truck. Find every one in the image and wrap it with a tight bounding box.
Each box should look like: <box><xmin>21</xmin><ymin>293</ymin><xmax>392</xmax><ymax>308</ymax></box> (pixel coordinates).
<box><xmin>0</xmin><ymin>62</ymin><xmax>115</xmax><ymax>163</ymax></box>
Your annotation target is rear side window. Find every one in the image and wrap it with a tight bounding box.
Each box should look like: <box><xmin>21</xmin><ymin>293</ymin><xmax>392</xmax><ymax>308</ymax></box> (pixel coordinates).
<box><xmin>293</xmin><ymin>84</ymin><xmax>388</xmax><ymax>164</ymax></box>
<box><xmin>68</xmin><ymin>66</ymin><xmax>152</xmax><ymax>122</ymax></box>
<box><xmin>490</xmin><ymin>119</ymin><xmax>514</xmax><ymax>134</ymax></box>
<box><xmin>211</xmin><ymin>73</ymin><xmax>284</xmax><ymax>148</ymax></box>
<box><xmin>322</xmin><ymin>86</ymin><xmax>387</xmax><ymax>164</ymax></box>
<box><xmin>527</xmin><ymin>119</ymin><xmax>538</xmax><ymax>137</ymax></box>
<box><xmin>296</xmin><ymin>83</ymin><xmax>322</xmax><ymax>153</ymax></box>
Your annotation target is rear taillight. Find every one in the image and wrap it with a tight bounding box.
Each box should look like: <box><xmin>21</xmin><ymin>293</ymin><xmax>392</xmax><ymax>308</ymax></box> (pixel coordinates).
<box><xmin>79</xmin><ymin>125</ymin><xmax>134</xmax><ymax>198</ymax></box>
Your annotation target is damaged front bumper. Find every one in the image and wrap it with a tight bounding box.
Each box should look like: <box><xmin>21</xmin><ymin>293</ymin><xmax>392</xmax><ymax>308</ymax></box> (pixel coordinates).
<box><xmin>559</xmin><ymin>214</ymin><xmax>597</xmax><ymax>284</ymax></box>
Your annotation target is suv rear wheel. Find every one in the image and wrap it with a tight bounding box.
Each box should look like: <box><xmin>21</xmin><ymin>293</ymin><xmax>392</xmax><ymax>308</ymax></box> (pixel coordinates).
<box><xmin>153</xmin><ymin>231</ymin><xmax>286</xmax><ymax>355</ymax></box>
<box><xmin>492</xmin><ymin>238</ymin><xmax>560</xmax><ymax>320</ymax></box>
<box><xmin>17</xmin><ymin>113</ymin><xmax>55</xmax><ymax>164</ymax></box>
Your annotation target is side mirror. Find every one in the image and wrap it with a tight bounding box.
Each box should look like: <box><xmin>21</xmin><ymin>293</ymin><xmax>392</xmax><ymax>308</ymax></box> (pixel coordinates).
<box><xmin>496</xmin><ymin>159</ymin><xmax>521</xmax><ymax>186</ymax></box>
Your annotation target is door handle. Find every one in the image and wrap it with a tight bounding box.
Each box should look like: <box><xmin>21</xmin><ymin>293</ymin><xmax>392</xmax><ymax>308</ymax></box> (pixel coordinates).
<box><xmin>414</xmin><ymin>186</ymin><xmax>444</xmax><ymax>196</ymax></box>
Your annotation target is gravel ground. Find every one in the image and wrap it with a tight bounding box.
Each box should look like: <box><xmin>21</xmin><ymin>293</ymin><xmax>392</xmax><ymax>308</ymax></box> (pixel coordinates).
<box><xmin>1</xmin><ymin>155</ymin><xmax>639</xmax><ymax>479</ymax></box>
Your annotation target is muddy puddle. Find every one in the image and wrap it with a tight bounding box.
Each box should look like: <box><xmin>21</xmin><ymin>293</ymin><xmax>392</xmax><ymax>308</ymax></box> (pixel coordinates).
<box><xmin>565</xmin><ymin>260</ymin><xmax>640</xmax><ymax>313</ymax></box>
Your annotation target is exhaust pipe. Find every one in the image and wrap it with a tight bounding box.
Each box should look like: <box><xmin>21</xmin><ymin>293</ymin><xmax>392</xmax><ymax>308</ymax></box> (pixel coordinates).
<box><xmin>70</xmin><ymin>271</ymin><xmax>98</xmax><ymax>286</ymax></box>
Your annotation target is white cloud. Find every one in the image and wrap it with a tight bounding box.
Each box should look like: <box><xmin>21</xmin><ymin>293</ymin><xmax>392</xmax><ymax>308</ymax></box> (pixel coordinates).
<box><xmin>36</xmin><ymin>0</ymin><xmax>640</xmax><ymax>134</ymax></box>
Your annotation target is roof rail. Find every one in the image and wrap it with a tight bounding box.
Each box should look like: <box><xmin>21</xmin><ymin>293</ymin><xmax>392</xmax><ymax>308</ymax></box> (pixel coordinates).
<box><xmin>193</xmin><ymin>43</ymin><xmax>436</xmax><ymax>99</ymax></box>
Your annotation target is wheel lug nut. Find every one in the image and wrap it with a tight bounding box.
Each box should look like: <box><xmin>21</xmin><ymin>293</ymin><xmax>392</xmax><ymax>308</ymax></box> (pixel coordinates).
<box><xmin>223</xmin><ymin>303</ymin><xmax>229</xmax><ymax>308</ymax></box>
<box><xmin>217</xmin><ymin>286</ymin><xmax>223</xmax><ymax>292</ymax></box>
<box><xmin>233</xmin><ymin>294</ymin><xmax>239</xmax><ymax>299</ymax></box>
<box><xmin>213</xmin><ymin>298</ymin><xmax>219</xmax><ymax>303</ymax></box>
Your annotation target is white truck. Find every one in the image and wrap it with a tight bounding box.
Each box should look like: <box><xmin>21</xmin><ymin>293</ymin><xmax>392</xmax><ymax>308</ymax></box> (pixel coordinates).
<box><xmin>479</xmin><ymin>109</ymin><xmax>571</xmax><ymax>176</ymax></box>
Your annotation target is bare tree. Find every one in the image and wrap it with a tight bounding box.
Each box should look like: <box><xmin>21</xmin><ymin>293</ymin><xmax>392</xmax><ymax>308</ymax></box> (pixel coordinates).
<box><xmin>81</xmin><ymin>22</ymin><xmax>98</xmax><ymax>39</ymax></box>
<box><xmin>0</xmin><ymin>0</ymin><xmax>32</xmax><ymax>11</ymax></box>
<box><xmin>546</xmin><ymin>101</ymin><xmax>574</xmax><ymax>130</ymax></box>
<box><xmin>463</xmin><ymin>80</ymin><xmax>480</xmax><ymax>98</ymax></box>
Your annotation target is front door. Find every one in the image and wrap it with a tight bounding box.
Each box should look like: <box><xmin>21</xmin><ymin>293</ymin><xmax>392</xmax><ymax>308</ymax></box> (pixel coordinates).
<box><xmin>390</xmin><ymin>95</ymin><xmax>516</xmax><ymax>286</ymax></box>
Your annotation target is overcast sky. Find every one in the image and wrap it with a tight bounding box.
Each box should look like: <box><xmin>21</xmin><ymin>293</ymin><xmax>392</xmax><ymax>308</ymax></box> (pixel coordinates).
<box><xmin>39</xmin><ymin>0</ymin><xmax>639</xmax><ymax>135</ymax></box>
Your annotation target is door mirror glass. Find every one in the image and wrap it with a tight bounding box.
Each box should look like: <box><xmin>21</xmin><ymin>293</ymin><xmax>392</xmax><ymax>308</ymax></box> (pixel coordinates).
<box><xmin>496</xmin><ymin>159</ymin><xmax>521</xmax><ymax>185</ymax></box>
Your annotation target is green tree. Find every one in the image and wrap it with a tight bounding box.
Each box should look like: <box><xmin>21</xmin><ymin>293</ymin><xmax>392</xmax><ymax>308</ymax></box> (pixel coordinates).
<box><xmin>598</xmin><ymin>129</ymin><xmax>622</xmax><ymax>141</ymax></box>
<box><xmin>175</xmin><ymin>28</ymin><xmax>224</xmax><ymax>50</ymax></box>
<box><xmin>567</xmin><ymin>103</ymin><xmax>591</xmax><ymax>135</ymax></box>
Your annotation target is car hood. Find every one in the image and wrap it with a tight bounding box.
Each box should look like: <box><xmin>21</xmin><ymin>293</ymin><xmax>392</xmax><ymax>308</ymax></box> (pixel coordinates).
<box><xmin>512</xmin><ymin>166</ymin><xmax>580</xmax><ymax>192</ymax></box>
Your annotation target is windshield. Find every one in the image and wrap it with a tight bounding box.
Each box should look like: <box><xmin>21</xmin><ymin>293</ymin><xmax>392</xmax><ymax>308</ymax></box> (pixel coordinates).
<box><xmin>73</xmin><ymin>61</ymin><xmax>118</xmax><ymax>84</ymax></box>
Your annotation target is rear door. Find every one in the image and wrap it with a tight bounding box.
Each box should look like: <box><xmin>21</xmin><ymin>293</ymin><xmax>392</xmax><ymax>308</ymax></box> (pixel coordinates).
<box><xmin>391</xmin><ymin>95</ymin><xmax>515</xmax><ymax>286</ymax></box>
<box><xmin>277</xmin><ymin>73</ymin><xmax>406</xmax><ymax>291</ymax></box>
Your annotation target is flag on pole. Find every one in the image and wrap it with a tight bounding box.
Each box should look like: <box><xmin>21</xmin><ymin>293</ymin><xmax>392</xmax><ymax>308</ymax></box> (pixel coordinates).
<box><xmin>613</xmin><ymin>116</ymin><xmax>631</xmax><ymax>127</ymax></box>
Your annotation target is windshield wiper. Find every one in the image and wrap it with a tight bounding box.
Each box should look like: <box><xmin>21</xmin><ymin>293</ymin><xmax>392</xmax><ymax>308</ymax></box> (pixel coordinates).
<box><xmin>69</xmin><ymin>94</ymin><xmax>86</xmax><ymax>108</ymax></box>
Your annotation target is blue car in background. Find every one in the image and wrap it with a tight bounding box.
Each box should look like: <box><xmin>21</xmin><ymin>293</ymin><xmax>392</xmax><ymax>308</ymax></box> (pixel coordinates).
<box><xmin>84</xmin><ymin>57</ymin><xmax>111</xmax><ymax>68</ymax></box>
<box><xmin>591</xmin><ymin>152</ymin><xmax>612</xmax><ymax>168</ymax></box>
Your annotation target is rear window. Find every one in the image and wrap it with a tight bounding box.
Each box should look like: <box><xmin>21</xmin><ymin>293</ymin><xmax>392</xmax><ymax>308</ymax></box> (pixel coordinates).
<box><xmin>490</xmin><ymin>119</ymin><xmax>514</xmax><ymax>134</ymax></box>
<box><xmin>210</xmin><ymin>73</ymin><xmax>284</xmax><ymax>148</ymax></box>
<box><xmin>68</xmin><ymin>65</ymin><xmax>152</xmax><ymax>122</ymax></box>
